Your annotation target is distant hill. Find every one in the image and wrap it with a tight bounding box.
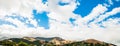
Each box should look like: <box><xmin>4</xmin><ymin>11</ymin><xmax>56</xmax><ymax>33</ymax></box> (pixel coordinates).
<box><xmin>0</xmin><ymin>37</ymin><xmax>117</xmax><ymax>46</ymax></box>
<box><xmin>65</xmin><ymin>39</ymin><xmax>116</xmax><ymax>46</ymax></box>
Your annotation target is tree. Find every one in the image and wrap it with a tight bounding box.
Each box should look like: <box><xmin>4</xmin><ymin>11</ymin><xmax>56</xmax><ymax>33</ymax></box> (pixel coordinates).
<box><xmin>18</xmin><ymin>41</ymin><xmax>29</xmax><ymax>46</ymax></box>
<box><xmin>0</xmin><ymin>41</ymin><xmax>16</xmax><ymax>46</ymax></box>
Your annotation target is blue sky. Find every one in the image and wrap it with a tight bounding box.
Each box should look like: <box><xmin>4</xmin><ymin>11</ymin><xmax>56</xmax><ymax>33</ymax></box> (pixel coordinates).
<box><xmin>73</xmin><ymin>0</ymin><xmax>106</xmax><ymax>17</ymax></box>
<box><xmin>33</xmin><ymin>10</ymin><xmax>49</xmax><ymax>29</ymax></box>
<box><xmin>0</xmin><ymin>0</ymin><xmax>119</xmax><ymax>29</ymax></box>
<box><xmin>31</xmin><ymin>0</ymin><xmax>120</xmax><ymax>29</ymax></box>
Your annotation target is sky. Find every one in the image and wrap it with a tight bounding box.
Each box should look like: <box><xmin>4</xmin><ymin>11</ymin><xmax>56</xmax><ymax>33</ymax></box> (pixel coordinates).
<box><xmin>0</xmin><ymin>0</ymin><xmax>120</xmax><ymax>45</ymax></box>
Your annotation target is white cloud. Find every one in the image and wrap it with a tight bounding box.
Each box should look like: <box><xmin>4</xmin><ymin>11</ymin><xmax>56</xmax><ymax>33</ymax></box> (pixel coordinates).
<box><xmin>82</xmin><ymin>4</ymin><xmax>108</xmax><ymax>24</ymax></box>
<box><xmin>108</xmin><ymin>0</ymin><xmax>113</xmax><ymax>5</ymax></box>
<box><xmin>93</xmin><ymin>7</ymin><xmax>120</xmax><ymax>23</ymax></box>
<box><xmin>47</xmin><ymin>0</ymin><xmax>78</xmax><ymax>23</ymax></box>
<box><xmin>60</xmin><ymin>0</ymin><xmax>73</xmax><ymax>3</ymax></box>
<box><xmin>72</xmin><ymin>4</ymin><xmax>108</xmax><ymax>28</ymax></box>
<box><xmin>0</xmin><ymin>0</ymin><xmax>120</xmax><ymax>46</ymax></box>
<box><xmin>0</xmin><ymin>0</ymin><xmax>48</xmax><ymax>38</ymax></box>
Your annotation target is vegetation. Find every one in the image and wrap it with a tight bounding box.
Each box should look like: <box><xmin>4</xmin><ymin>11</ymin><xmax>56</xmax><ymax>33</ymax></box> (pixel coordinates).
<box><xmin>63</xmin><ymin>42</ymin><xmax>112</xmax><ymax>46</ymax></box>
<box><xmin>0</xmin><ymin>37</ymin><xmax>116</xmax><ymax>46</ymax></box>
<box><xmin>17</xmin><ymin>41</ymin><xmax>29</xmax><ymax>46</ymax></box>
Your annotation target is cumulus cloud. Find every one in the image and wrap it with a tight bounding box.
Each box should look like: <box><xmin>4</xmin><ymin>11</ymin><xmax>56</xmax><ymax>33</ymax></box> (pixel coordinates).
<box><xmin>93</xmin><ymin>7</ymin><xmax>120</xmax><ymax>23</ymax></box>
<box><xmin>82</xmin><ymin>4</ymin><xmax>108</xmax><ymax>24</ymax></box>
<box><xmin>108</xmin><ymin>0</ymin><xmax>113</xmax><ymax>5</ymax></box>
<box><xmin>0</xmin><ymin>0</ymin><xmax>120</xmax><ymax>45</ymax></box>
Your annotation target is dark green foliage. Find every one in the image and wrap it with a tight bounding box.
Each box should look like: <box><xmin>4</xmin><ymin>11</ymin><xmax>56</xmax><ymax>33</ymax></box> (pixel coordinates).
<box><xmin>0</xmin><ymin>41</ymin><xmax>16</xmax><ymax>46</ymax></box>
<box><xmin>63</xmin><ymin>42</ymin><xmax>113</xmax><ymax>46</ymax></box>
<box><xmin>18</xmin><ymin>41</ymin><xmax>29</xmax><ymax>46</ymax></box>
<box><xmin>32</xmin><ymin>40</ymin><xmax>40</xmax><ymax>46</ymax></box>
<box><xmin>89</xmin><ymin>43</ymin><xmax>94</xmax><ymax>46</ymax></box>
<box><xmin>10</xmin><ymin>38</ymin><xmax>33</xmax><ymax>44</ymax></box>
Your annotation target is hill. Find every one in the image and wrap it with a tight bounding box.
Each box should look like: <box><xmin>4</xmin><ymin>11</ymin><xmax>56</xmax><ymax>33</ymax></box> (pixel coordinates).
<box><xmin>0</xmin><ymin>37</ymin><xmax>116</xmax><ymax>46</ymax></box>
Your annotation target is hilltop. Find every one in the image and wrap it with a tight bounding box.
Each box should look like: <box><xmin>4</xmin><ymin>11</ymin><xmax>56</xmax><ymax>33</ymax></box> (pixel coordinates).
<box><xmin>0</xmin><ymin>37</ymin><xmax>116</xmax><ymax>46</ymax></box>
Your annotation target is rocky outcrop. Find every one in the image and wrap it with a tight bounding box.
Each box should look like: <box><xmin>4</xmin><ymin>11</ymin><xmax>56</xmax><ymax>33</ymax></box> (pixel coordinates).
<box><xmin>23</xmin><ymin>37</ymin><xmax>36</xmax><ymax>42</ymax></box>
